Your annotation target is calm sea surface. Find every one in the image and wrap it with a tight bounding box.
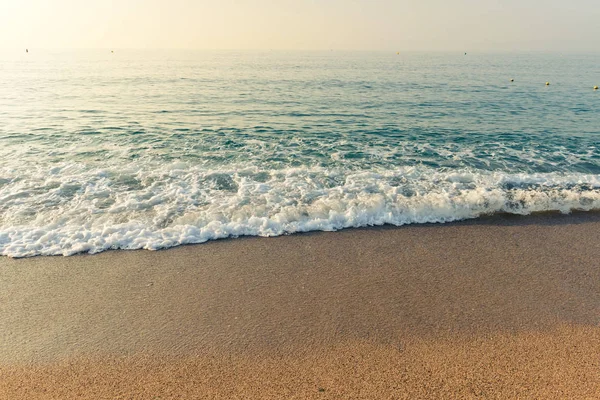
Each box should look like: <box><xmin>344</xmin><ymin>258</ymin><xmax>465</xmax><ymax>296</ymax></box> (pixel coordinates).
<box><xmin>0</xmin><ymin>50</ymin><xmax>599</xmax><ymax>256</ymax></box>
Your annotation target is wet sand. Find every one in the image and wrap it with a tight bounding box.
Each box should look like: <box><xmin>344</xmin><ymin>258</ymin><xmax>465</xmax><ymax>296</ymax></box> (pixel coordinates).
<box><xmin>1</xmin><ymin>213</ymin><xmax>600</xmax><ymax>398</ymax></box>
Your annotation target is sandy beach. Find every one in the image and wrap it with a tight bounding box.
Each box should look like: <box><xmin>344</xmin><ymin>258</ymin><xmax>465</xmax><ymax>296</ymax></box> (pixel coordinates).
<box><xmin>1</xmin><ymin>212</ymin><xmax>600</xmax><ymax>398</ymax></box>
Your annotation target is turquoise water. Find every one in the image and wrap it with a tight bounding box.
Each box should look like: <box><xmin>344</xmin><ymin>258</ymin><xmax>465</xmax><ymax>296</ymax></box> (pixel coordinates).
<box><xmin>1</xmin><ymin>50</ymin><xmax>599</xmax><ymax>257</ymax></box>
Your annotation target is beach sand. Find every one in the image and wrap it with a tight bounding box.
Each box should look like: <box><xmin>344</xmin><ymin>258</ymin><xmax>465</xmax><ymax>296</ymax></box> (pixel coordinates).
<box><xmin>1</xmin><ymin>213</ymin><xmax>600</xmax><ymax>398</ymax></box>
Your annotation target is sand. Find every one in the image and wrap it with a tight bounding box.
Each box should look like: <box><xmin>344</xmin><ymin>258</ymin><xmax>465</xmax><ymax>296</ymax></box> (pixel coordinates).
<box><xmin>1</xmin><ymin>212</ymin><xmax>600</xmax><ymax>398</ymax></box>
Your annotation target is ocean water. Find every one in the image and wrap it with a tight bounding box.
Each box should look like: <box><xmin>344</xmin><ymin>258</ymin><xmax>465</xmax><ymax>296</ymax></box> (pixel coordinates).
<box><xmin>0</xmin><ymin>50</ymin><xmax>599</xmax><ymax>257</ymax></box>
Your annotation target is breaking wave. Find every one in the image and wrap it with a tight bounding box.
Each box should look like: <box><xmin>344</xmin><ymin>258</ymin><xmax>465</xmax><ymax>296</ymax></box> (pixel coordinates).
<box><xmin>1</xmin><ymin>162</ymin><xmax>599</xmax><ymax>257</ymax></box>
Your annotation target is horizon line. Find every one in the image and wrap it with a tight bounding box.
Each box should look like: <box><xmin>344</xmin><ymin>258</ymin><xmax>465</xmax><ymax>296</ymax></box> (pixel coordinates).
<box><xmin>4</xmin><ymin>48</ymin><xmax>600</xmax><ymax>53</ymax></box>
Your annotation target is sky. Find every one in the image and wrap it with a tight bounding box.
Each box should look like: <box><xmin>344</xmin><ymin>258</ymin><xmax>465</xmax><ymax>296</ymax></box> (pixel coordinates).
<box><xmin>1</xmin><ymin>0</ymin><xmax>599</xmax><ymax>51</ymax></box>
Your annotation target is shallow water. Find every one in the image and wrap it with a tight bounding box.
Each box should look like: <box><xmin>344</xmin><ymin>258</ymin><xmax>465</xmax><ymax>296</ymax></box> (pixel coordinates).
<box><xmin>1</xmin><ymin>50</ymin><xmax>599</xmax><ymax>256</ymax></box>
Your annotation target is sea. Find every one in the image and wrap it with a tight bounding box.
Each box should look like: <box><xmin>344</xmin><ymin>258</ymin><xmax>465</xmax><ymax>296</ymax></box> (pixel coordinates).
<box><xmin>0</xmin><ymin>50</ymin><xmax>599</xmax><ymax>257</ymax></box>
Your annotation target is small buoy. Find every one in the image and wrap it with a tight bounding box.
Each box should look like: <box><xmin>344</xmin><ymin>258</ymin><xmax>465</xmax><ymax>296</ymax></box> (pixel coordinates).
<box><xmin>396</xmin><ymin>51</ymin><xmax>399</xmax><ymax>55</ymax></box>
<box><xmin>111</xmin><ymin>50</ymin><xmax>114</xmax><ymax>53</ymax></box>
<box><xmin>594</xmin><ymin>86</ymin><xmax>598</xmax><ymax>90</ymax></box>
<box><xmin>25</xmin><ymin>49</ymin><xmax>28</xmax><ymax>53</ymax></box>
<box><xmin>464</xmin><ymin>52</ymin><xmax>467</xmax><ymax>55</ymax></box>
<box><xmin>510</xmin><ymin>79</ymin><xmax>514</xmax><ymax>82</ymax></box>
<box><xmin>546</xmin><ymin>82</ymin><xmax>550</xmax><ymax>86</ymax></box>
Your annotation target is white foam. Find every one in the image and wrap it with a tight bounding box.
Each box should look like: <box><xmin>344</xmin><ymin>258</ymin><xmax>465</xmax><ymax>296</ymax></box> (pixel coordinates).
<box><xmin>1</xmin><ymin>163</ymin><xmax>599</xmax><ymax>257</ymax></box>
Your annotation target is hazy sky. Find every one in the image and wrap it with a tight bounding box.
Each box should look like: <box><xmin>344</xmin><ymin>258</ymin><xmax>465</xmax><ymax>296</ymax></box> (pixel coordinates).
<box><xmin>1</xmin><ymin>0</ymin><xmax>599</xmax><ymax>51</ymax></box>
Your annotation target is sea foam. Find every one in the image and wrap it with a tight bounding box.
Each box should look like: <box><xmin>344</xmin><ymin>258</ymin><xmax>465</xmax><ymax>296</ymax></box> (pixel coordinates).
<box><xmin>1</xmin><ymin>163</ymin><xmax>598</xmax><ymax>257</ymax></box>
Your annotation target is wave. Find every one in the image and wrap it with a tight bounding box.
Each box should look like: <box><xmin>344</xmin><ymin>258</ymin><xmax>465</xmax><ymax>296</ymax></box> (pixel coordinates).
<box><xmin>1</xmin><ymin>164</ymin><xmax>599</xmax><ymax>257</ymax></box>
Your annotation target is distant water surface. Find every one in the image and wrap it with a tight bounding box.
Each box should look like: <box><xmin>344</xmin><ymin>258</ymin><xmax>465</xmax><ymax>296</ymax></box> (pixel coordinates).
<box><xmin>0</xmin><ymin>50</ymin><xmax>599</xmax><ymax>256</ymax></box>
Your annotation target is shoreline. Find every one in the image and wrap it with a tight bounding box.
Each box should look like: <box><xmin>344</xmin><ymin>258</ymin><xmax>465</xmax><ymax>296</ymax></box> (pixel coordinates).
<box><xmin>1</xmin><ymin>212</ymin><xmax>599</xmax><ymax>397</ymax></box>
<box><xmin>4</xmin><ymin>209</ymin><xmax>600</xmax><ymax>259</ymax></box>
